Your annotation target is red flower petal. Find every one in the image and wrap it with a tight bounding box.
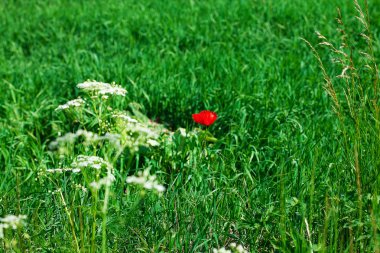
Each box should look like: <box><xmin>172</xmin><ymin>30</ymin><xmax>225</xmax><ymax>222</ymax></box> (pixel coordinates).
<box><xmin>192</xmin><ymin>110</ymin><xmax>217</xmax><ymax>126</ymax></box>
<box><xmin>192</xmin><ymin>113</ymin><xmax>202</xmax><ymax>124</ymax></box>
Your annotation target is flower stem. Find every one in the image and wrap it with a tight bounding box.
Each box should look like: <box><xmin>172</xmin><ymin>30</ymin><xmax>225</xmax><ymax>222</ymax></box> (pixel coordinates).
<box><xmin>58</xmin><ymin>190</ymin><xmax>80</xmax><ymax>253</ymax></box>
<box><xmin>101</xmin><ymin>169</ymin><xmax>112</xmax><ymax>253</ymax></box>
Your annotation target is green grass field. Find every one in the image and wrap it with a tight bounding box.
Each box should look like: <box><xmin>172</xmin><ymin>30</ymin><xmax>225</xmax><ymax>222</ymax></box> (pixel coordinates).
<box><xmin>1</xmin><ymin>0</ymin><xmax>379</xmax><ymax>252</ymax></box>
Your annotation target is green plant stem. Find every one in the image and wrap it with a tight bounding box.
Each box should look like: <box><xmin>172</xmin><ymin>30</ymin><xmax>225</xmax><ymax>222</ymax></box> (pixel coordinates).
<box><xmin>58</xmin><ymin>190</ymin><xmax>80</xmax><ymax>253</ymax></box>
<box><xmin>101</xmin><ymin>170</ymin><xmax>112</xmax><ymax>253</ymax></box>
<box><xmin>91</xmin><ymin>190</ymin><xmax>98</xmax><ymax>253</ymax></box>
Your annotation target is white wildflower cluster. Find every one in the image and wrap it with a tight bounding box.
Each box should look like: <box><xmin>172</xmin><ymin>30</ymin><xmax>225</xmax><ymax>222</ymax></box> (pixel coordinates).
<box><xmin>77</xmin><ymin>81</ymin><xmax>112</xmax><ymax>91</ymax></box>
<box><xmin>46</xmin><ymin>156</ymin><xmax>114</xmax><ymax>191</ymax></box>
<box><xmin>126</xmin><ymin>169</ymin><xmax>165</xmax><ymax>193</ymax></box>
<box><xmin>113</xmin><ymin>112</ymin><xmax>164</xmax><ymax>151</ymax></box>
<box><xmin>0</xmin><ymin>215</ymin><xmax>27</xmax><ymax>239</ymax></box>
<box><xmin>45</xmin><ymin>155</ymin><xmax>112</xmax><ymax>175</ymax></box>
<box><xmin>147</xmin><ymin>139</ymin><xmax>160</xmax><ymax>146</ymax></box>
<box><xmin>77</xmin><ymin>80</ymin><xmax>127</xmax><ymax>97</ymax></box>
<box><xmin>213</xmin><ymin>248</ymin><xmax>232</xmax><ymax>253</ymax></box>
<box><xmin>49</xmin><ymin>129</ymin><xmax>121</xmax><ymax>151</ymax></box>
<box><xmin>55</xmin><ymin>97</ymin><xmax>85</xmax><ymax>111</ymax></box>
<box><xmin>101</xmin><ymin>133</ymin><xmax>122</xmax><ymax>147</ymax></box>
<box><xmin>112</xmin><ymin>112</ymin><xmax>138</xmax><ymax>123</ymax></box>
<box><xmin>229</xmin><ymin>243</ymin><xmax>249</xmax><ymax>253</ymax></box>
<box><xmin>46</xmin><ymin>168</ymin><xmax>81</xmax><ymax>173</ymax></box>
<box><xmin>134</xmin><ymin>123</ymin><xmax>160</xmax><ymax>139</ymax></box>
<box><xmin>90</xmin><ymin>172</ymin><xmax>116</xmax><ymax>190</ymax></box>
<box><xmin>213</xmin><ymin>243</ymin><xmax>249</xmax><ymax>253</ymax></box>
<box><xmin>71</xmin><ymin>155</ymin><xmax>112</xmax><ymax>170</ymax></box>
<box><xmin>99</xmin><ymin>86</ymin><xmax>127</xmax><ymax>96</ymax></box>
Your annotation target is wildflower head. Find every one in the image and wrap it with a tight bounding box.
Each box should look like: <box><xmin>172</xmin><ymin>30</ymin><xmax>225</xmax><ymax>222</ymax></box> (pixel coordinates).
<box><xmin>55</xmin><ymin>97</ymin><xmax>85</xmax><ymax>111</ymax></box>
<box><xmin>192</xmin><ymin>110</ymin><xmax>218</xmax><ymax>126</ymax></box>
<box><xmin>76</xmin><ymin>81</ymin><xmax>112</xmax><ymax>91</ymax></box>
<box><xmin>0</xmin><ymin>214</ymin><xmax>27</xmax><ymax>239</ymax></box>
<box><xmin>89</xmin><ymin>173</ymin><xmax>116</xmax><ymax>190</ymax></box>
<box><xmin>71</xmin><ymin>155</ymin><xmax>112</xmax><ymax>171</ymax></box>
<box><xmin>126</xmin><ymin>168</ymin><xmax>165</xmax><ymax>194</ymax></box>
<box><xmin>77</xmin><ymin>80</ymin><xmax>127</xmax><ymax>97</ymax></box>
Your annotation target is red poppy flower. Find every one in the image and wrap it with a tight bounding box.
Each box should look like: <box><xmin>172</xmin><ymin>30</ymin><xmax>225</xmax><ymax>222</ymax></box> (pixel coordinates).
<box><xmin>192</xmin><ymin>110</ymin><xmax>218</xmax><ymax>126</ymax></box>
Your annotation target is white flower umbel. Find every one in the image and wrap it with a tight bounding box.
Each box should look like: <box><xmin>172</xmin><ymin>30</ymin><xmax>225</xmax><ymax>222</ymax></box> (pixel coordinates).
<box><xmin>89</xmin><ymin>172</ymin><xmax>116</xmax><ymax>190</ymax></box>
<box><xmin>76</xmin><ymin>129</ymin><xmax>99</xmax><ymax>143</ymax></box>
<box><xmin>133</xmin><ymin>123</ymin><xmax>159</xmax><ymax>139</ymax></box>
<box><xmin>100</xmin><ymin>133</ymin><xmax>121</xmax><ymax>148</ymax></box>
<box><xmin>46</xmin><ymin>168</ymin><xmax>81</xmax><ymax>173</ymax></box>
<box><xmin>0</xmin><ymin>214</ymin><xmax>27</xmax><ymax>238</ymax></box>
<box><xmin>98</xmin><ymin>86</ymin><xmax>127</xmax><ymax>96</ymax></box>
<box><xmin>49</xmin><ymin>129</ymin><xmax>121</xmax><ymax>150</ymax></box>
<box><xmin>55</xmin><ymin>97</ymin><xmax>85</xmax><ymax>111</ymax></box>
<box><xmin>112</xmin><ymin>113</ymin><xmax>138</xmax><ymax>123</ymax></box>
<box><xmin>77</xmin><ymin>80</ymin><xmax>127</xmax><ymax>97</ymax></box>
<box><xmin>126</xmin><ymin>169</ymin><xmax>165</xmax><ymax>193</ymax></box>
<box><xmin>77</xmin><ymin>81</ymin><xmax>112</xmax><ymax>91</ymax></box>
<box><xmin>213</xmin><ymin>248</ymin><xmax>232</xmax><ymax>253</ymax></box>
<box><xmin>229</xmin><ymin>243</ymin><xmax>249</xmax><ymax>253</ymax></box>
<box><xmin>213</xmin><ymin>244</ymin><xmax>249</xmax><ymax>253</ymax></box>
<box><xmin>0</xmin><ymin>215</ymin><xmax>27</xmax><ymax>229</ymax></box>
<box><xmin>71</xmin><ymin>155</ymin><xmax>112</xmax><ymax>170</ymax></box>
<box><xmin>147</xmin><ymin>139</ymin><xmax>160</xmax><ymax>147</ymax></box>
<box><xmin>114</xmin><ymin>118</ymin><xmax>163</xmax><ymax>152</ymax></box>
<box><xmin>49</xmin><ymin>132</ymin><xmax>77</xmax><ymax>148</ymax></box>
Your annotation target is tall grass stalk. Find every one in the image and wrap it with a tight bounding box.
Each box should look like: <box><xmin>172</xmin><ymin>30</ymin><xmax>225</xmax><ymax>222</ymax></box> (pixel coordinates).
<box><xmin>58</xmin><ymin>189</ymin><xmax>80</xmax><ymax>252</ymax></box>
<box><xmin>305</xmin><ymin>0</ymin><xmax>379</xmax><ymax>251</ymax></box>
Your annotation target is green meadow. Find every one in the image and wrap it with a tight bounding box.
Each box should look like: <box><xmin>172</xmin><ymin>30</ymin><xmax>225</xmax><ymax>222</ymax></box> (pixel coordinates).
<box><xmin>0</xmin><ymin>0</ymin><xmax>379</xmax><ymax>252</ymax></box>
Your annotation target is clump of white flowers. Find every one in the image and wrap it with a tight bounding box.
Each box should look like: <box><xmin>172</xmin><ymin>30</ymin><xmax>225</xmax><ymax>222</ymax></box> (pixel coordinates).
<box><xmin>46</xmin><ymin>168</ymin><xmax>81</xmax><ymax>173</ymax></box>
<box><xmin>112</xmin><ymin>112</ymin><xmax>138</xmax><ymax>123</ymax></box>
<box><xmin>46</xmin><ymin>79</ymin><xmax>171</xmax><ymax>251</ymax></box>
<box><xmin>213</xmin><ymin>248</ymin><xmax>231</xmax><ymax>253</ymax></box>
<box><xmin>112</xmin><ymin>111</ymin><xmax>165</xmax><ymax>152</ymax></box>
<box><xmin>77</xmin><ymin>80</ymin><xmax>127</xmax><ymax>97</ymax></box>
<box><xmin>89</xmin><ymin>172</ymin><xmax>116</xmax><ymax>190</ymax></box>
<box><xmin>49</xmin><ymin>129</ymin><xmax>121</xmax><ymax>152</ymax></box>
<box><xmin>71</xmin><ymin>155</ymin><xmax>112</xmax><ymax>171</ymax></box>
<box><xmin>53</xmin><ymin>80</ymin><xmax>171</xmax><ymax>153</ymax></box>
<box><xmin>0</xmin><ymin>215</ymin><xmax>27</xmax><ymax>239</ymax></box>
<box><xmin>55</xmin><ymin>97</ymin><xmax>85</xmax><ymax>111</ymax></box>
<box><xmin>213</xmin><ymin>243</ymin><xmax>249</xmax><ymax>253</ymax></box>
<box><xmin>147</xmin><ymin>139</ymin><xmax>160</xmax><ymax>147</ymax></box>
<box><xmin>126</xmin><ymin>168</ymin><xmax>165</xmax><ymax>193</ymax></box>
<box><xmin>98</xmin><ymin>86</ymin><xmax>127</xmax><ymax>96</ymax></box>
<box><xmin>229</xmin><ymin>243</ymin><xmax>249</xmax><ymax>253</ymax></box>
<box><xmin>76</xmin><ymin>81</ymin><xmax>112</xmax><ymax>91</ymax></box>
<box><xmin>45</xmin><ymin>156</ymin><xmax>114</xmax><ymax>195</ymax></box>
<box><xmin>46</xmin><ymin>155</ymin><xmax>112</xmax><ymax>175</ymax></box>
